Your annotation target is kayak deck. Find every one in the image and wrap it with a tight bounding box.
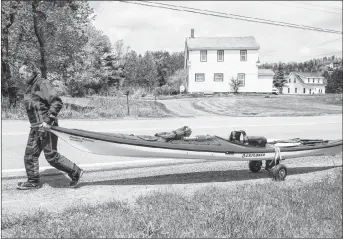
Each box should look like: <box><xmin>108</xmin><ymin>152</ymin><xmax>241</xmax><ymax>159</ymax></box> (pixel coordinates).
<box><xmin>51</xmin><ymin>126</ymin><xmax>342</xmax><ymax>157</ymax></box>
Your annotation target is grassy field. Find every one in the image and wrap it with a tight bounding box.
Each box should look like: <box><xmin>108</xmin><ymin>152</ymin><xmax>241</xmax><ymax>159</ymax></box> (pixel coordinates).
<box><xmin>1</xmin><ymin>96</ymin><xmax>169</xmax><ymax>120</ymax></box>
<box><xmin>2</xmin><ymin>169</ymin><xmax>342</xmax><ymax>238</ymax></box>
<box><xmin>2</xmin><ymin>94</ymin><xmax>342</xmax><ymax>120</ymax></box>
<box><xmin>192</xmin><ymin>94</ymin><xmax>342</xmax><ymax>117</ymax></box>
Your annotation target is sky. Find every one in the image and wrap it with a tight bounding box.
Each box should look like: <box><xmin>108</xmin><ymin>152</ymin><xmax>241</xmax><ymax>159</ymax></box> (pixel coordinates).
<box><xmin>89</xmin><ymin>1</ymin><xmax>342</xmax><ymax>63</ymax></box>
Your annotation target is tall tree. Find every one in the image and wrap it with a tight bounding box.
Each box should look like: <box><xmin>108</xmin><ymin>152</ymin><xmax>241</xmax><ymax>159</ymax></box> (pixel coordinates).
<box><xmin>273</xmin><ymin>62</ymin><xmax>287</xmax><ymax>94</ymax></box>
<box><xmin>123</xmin><ymin>50</ymin><xmax>139</xmax><ymax>88</ymax></box>
<box><xmin>1</xmin><ymin>0</ymin><xmax>21</xmax><ymax>97</ymax></box>
<box><xmin>326</xmin><ymin>69</ymin><xmax>343</xmax><ymax>93</ymax></box>
<box><xmin>1</xmin><ymin>0</ymin><xmax>95</xmax><ymax>92</ymax></box>
<box><xmin>138</xmin><ymin>52</ymin><xmax>158</xmax><ymax>91</ymax></box>
<box><xmin>151</xmin><ymin>51</ymin><xmax>171</xmax><ymax>86</ymax></box>
<box><xmin>32</xmin><ymin>0</ymin><xmax>48</xmax><ymax>78</ymax></box>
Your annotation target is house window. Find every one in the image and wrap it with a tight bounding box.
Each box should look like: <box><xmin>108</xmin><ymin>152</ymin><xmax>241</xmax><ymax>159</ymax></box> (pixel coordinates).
<box><xmin>309</xmin><ymin>89</ymin><xmax>312</xmax><ymax>94</ymax></box>
<box><xmin>303</xmin><ymin>88</ymin><xmax>306</xmax><ymax>94</ymax></box>
<box><xmin>195</xmin><ymin>73</ymin><xmax>205</xmax><ymax>82</ymax></box>
<box><xmin>240</xmin><ymin>50</ymin><xmax>247</xmax><ymax>61</ymax></box>
<box><xmin>237</xmin><ymin>73</ymin><xmax>245</xmax><ymax>87</ymax></box>
<box><xmin>289</xmin><ymin>79</ymin><xmax>291</xmax><ymax>83</ymax></box>
<box><xmin>294</xmin><ymin>79</ymin><xmax>296</xmax><ymax>83</ymax></box>
<box><xmin>214</xmin><ymin>73</ymin><xmax>224</xmax><ymax>82</ymax></box>
<box><xmin>308</xmin><ymin>79</ymin><xmax>310</xmax><ymax>83</ymax></box>
<box><xmin>288</xmin><ymin>88</ymin><xmax>290</xmax><ymax>93</ymax></box>
<box><xmin>217</xmin><ymin>50</ymin><xmax>224</xmax><ymax>62</ymax></box>
<box><xmin>200</xmin><ymin>50</ymin><xmax>207</xmax><ymax>62</ymax></box>
<box><xmin>313</xmin><ymin>79</ymin><xmax>315</xmax><ymax>83</ymax></box>
<box><xmin>295</xmin><ymin>88</ymin><xmax>297</xmax><ymax>93</ymax></box>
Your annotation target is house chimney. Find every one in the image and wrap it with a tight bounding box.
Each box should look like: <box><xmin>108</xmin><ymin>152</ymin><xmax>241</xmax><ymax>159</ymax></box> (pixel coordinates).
<box><xmin>191</xmin><ymin>29</ymin><xmax>194</xmax><ymax>38</ymax></box>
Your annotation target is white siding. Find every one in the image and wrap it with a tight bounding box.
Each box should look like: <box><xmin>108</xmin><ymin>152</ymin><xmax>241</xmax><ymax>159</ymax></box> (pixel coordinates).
<box><xmin>282</xmin><ymin>73</ymin><xmax>326</xmax><ymax>94</ymax></box>
<box><xmin>257</xmin><ymin>75</ymin><xmax>274</xmax><ymax>93</ymax></box>
<box><xmin>187</xmin><ymin>49</ymin><xmax>265</xmax><ymax>93</ymax></box>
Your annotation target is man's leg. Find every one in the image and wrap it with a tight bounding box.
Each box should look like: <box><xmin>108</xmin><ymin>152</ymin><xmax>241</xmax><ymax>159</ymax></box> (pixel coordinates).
<box><xmin>17</xmin><ymin>129</ymin><xmax>42</xmax><ymax>190</ymax></box>
<box><xmin>43</xmin><ymin>130</ymin><xmax>83</xmax><ymax>187</ymax></box>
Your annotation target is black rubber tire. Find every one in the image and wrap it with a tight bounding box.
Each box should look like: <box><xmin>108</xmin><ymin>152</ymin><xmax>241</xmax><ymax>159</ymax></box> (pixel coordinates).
<box><xmin>249</xmin><ymin>160</ymin><xmax>262</xmax><ymax>173</ymax></box>
<box><xmin>272</xmin><ymin>164</ymin><xmax>287</xmax><ymax>181</ymax></box>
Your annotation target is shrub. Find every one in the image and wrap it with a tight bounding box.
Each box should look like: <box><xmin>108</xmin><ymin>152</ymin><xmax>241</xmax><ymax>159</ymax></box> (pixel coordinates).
<box><xmin>229</xmin><ymin>77</ymin><xmax>243</xmax><ymax>94</ymax></box>
<box><xmin>161</xmin><ymin>85</ymin><xmax>171</xmax><ymax>95</ymax></box>
<box><xmin>67</xmin><ymin>79</ymin><xmax>86</xmax><ymax>97</ymax></box>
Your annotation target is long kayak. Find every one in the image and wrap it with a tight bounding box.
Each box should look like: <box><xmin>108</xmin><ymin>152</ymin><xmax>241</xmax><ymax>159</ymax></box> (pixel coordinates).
<box><xmin>50</xmin><ymin>126</ymin><xmax>342</xmax><ymax>161</ymax></box>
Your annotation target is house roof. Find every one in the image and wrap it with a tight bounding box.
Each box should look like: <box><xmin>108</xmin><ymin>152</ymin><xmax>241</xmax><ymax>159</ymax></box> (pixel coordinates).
<box><xmin>258</xmin><ymin>69</ymin><xmax>275</xmax><ymax>76</ymax></box>
<box><xmin>292</xmin><ymin>72</ymin><xmax>324</xmax><ymax>78</ymax></box>
<box><xmin>186</xmin><ymin>36</ymin><xmax>260</xmax><ymax>50</ymax></box>
<box><xmin>292</xmin><ymin>73</ymin><xmax>327</xmax><ymax>86</ymax></box>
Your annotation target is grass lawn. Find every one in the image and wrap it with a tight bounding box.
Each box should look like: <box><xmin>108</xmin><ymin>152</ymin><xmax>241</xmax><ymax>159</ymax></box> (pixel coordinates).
<box><xmin>2</xmin><ymin>93</ymin><xmax>342</xmax><ymax>120</ymax></box>
<box><xmin>1</xmin><ymin>96</ymin><xmax>170</xmax><ymax>120</ymax></box>
<box><xmin>192</xmin><ymin>94</ymin><xmax>342</xmax><ymax>117</ymax></box>
<box><xmin>2</xmin><ymin>169</ymin><xmax>342</xmax><ymax>238</ymax></box>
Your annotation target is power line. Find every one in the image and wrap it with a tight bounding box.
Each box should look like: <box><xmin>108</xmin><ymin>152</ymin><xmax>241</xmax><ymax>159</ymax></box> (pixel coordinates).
<box><xmin>292</xmin><ymin>1</ymin><xmax>342</xmax><ymax>11</ymax></box>
<box><xmin>264</xmin><ymin>2</ymin><xmax>342</xmax><ymax>15</ymax></box>
<box><xmin>262</xmin><ymin>37</ymin><xmax>343</xmax><ymax>56</ymax></box>
<box><xmin>303</xmin><ymin>37</ymin><xmax>342</xmax><ymax>48</ymax></box>
<box><xmin>261</xmin><ymin>37</ymin><xmax>342</xmax><ymax>57</ymax></box>
<box><xmin>119</xmin><ymin>1</ymin><xmax>342</xmax><ymax>34</ymax></box>
<box><xmin>147</xmin><ymin>1</ymin><xmax>341</xmax><ymax>34</ymax></box>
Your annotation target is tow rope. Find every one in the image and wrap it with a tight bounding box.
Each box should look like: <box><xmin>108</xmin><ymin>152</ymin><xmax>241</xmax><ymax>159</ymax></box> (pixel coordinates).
<box><xmin>266</xmin><ymin>146</ymin><xmax>282</xmax><ymax>170</ymax></box>
<box><xmin>273</xmin><ymin>146</ymin><xmax>282</xmax><ymax>164</ymax></box>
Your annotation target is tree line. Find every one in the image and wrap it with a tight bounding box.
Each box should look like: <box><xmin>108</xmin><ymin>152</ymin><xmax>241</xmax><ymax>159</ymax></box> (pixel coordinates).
<box><xmin>259</xmin><ymin>56</ymin><xmax>342</xmax><ymax>74</ymax></box>
<box><xmin>265</xmin><ymin>58</ymin><xmax>342</xmax><ymax>94</ymax></box>
<box><xmin>1</xmin><ymin>0</ymin><xmax>186</xmax><ymax>104</ymax></box>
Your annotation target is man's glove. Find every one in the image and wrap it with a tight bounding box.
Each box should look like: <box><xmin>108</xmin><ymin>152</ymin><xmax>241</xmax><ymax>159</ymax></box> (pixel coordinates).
<box><xmin>39</xmin><ymin>122</ymin><xmax>51</xmax><ymax>132</ymax></box>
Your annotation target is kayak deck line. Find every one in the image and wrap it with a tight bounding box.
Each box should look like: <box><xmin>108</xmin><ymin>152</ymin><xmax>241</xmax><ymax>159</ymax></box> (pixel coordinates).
<box><xmin>50</xmin><ymin>126</ymin><xmax>342</xmax><ymax>157</ymax></box>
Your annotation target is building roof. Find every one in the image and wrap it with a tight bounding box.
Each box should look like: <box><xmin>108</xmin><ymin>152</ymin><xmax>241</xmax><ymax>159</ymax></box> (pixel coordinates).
<box><xmin>292</xmin><ymin>72</ymin><xmax>324</xmax><ymax>78</ymax></box>
<box><xmin>186</xmin><ymin>36</ymin><xmax>260</xmax><ymax>50</ymax></box>
<box><xmin>258</xmin><ymin>69</ymin><xmax>275</xmax><ymax>76</ymax></box>
<box><xmin>292</xmin><ymin>72</ymin><xmax>326</xmax><ymax>86</ymax></box>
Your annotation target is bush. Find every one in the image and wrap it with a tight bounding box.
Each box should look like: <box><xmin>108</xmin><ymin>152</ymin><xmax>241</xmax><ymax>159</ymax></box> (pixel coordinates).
<box><xmin>153</xmin><ymin>87</ymin><xmax>162</xmax><ymax>97</ymax></box>
<box><xmin>161</xmin><ymin>85</ymin><xmax>171</xmax><ymax>95</ymax></box>
<box><xmin>52</xmin><ymin>80</ymin><xmax>68</xmax><ymax>96</ymax></box>
<box><xmin>67</xmin><ymin>79</ymin><xmax>86</xmax><ymax>97</ymax></box>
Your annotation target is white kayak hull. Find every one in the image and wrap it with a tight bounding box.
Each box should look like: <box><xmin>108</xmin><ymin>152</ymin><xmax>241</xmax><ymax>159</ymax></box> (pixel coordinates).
<box><xmin>51</xmin><ymin>129</ymin><xmax>342</xmax><ymax>161</ymax></box>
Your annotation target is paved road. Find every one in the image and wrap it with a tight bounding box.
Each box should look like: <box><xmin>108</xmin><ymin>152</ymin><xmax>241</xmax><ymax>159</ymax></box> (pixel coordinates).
<box><xmin>2</xmin><ymin>115</ymin><xmax>342</xmax><ymax>176</ymax></box>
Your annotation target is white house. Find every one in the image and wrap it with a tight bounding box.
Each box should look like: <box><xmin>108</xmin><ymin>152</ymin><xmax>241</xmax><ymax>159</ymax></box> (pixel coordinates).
<box><xmin>183</xmin><ymin>30</ymin><xmax>274</xmax><ymax>93</ymax></box>
<box><xmin>283</xmin><ymin>72</ymin><xmax>326</xmax><ymax>94</ymax></box>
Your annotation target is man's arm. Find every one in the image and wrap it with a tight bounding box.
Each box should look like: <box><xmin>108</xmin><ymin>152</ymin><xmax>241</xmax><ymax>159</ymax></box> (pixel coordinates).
<box><xmin>40</xmin><ymin>80</ymin><xmax>63</xmax><ymax>124</ymax></box>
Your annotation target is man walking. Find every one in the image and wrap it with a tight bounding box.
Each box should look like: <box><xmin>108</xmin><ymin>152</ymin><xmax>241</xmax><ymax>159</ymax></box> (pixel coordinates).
<box><xmin>17</xmin><ymin>62</ymin><xmax>83</xmax><ymax>190</ymax></box>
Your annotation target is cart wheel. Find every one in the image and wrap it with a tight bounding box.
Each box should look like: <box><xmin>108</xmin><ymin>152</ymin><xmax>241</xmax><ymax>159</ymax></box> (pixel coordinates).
<box><xmin>272</xmin><ymin>164</ymin><xmax>287</xmax><ymax>181</ymax></box>
<box><xmin>249</xmin><ymin>160</ymin><xmax>262</xmax><ymax>173</ymax></box>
